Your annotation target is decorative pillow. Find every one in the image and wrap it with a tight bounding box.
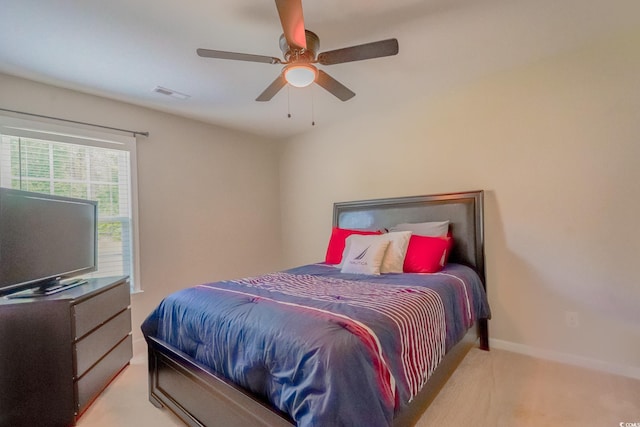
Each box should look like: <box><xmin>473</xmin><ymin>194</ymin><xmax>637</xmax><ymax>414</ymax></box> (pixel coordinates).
<box><xmin>403</xmin><ymin>234</ymin><xmax>453</xmax><ymax>273</ymax></box>
<box><xmin>325</xmin><ymin>227</ymin><xmax>382</xmax><ymax>264</ymax></box>
<box><xmin>379</xmin><ymin>231</ymin><xmax>412</xmax><ymax>274</ymax></box>
<box><xmin>389</xmin><ymin>220</ymin><xmax>450</xmax><ymax>237</ymax></box>
<box><xmin>339</xmin><ymin>230</ymin><xmax>412</xmax><ymax>273</ymax></box>
<box><xmin>340</xmin><ymin>235</ymin><xmax>391</xmax><ymax>275</ymax></box>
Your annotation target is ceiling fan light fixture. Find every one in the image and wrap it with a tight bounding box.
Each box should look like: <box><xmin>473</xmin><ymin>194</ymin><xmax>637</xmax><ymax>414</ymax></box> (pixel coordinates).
<box><xmin>284</xmin><ymin>64</ymin><xmax>317</xmax><ymax>88</ymax></box>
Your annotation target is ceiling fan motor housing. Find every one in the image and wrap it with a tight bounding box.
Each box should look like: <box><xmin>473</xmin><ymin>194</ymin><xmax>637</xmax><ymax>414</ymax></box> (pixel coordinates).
<box><xmin>280</xmin><ymin>30</ymin><xmax>320</xmax><ymax>63</ymax></box>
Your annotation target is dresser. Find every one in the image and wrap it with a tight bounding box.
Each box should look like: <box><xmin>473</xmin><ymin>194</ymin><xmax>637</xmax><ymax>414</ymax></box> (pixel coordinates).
<box><xmin>0</xmin><ymin>276</ymin><xmax>132</xmax><ymax>427</ymax></box>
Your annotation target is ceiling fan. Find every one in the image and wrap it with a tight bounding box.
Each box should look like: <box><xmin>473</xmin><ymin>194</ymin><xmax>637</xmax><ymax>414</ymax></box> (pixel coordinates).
<box><xmin>197</xmin><ymin>0</ymin><xmax>399</xmax><ymax>102</ymax></box>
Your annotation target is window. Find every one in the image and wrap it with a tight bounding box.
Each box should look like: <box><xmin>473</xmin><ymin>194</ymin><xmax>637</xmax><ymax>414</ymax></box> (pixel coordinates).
<box><xmin>0</xmin><ymin>116</ymin><xmax>140</xmax><ymax>291</ymax></box>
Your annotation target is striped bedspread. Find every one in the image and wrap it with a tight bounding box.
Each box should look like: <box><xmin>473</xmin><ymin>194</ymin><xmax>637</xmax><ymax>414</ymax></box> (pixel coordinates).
<box><xmin>141</xmin><ymin>263</ymin><xmax>490</xmax><ymax>427</ymax></box>
<box><xmin>222</xmin><ymin>271</ymin><xmax>448</xmax><ymax>401</ymax></box>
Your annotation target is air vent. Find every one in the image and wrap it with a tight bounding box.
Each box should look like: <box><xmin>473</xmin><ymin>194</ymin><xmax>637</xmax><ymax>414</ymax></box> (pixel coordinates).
<box><xmin>153</xmin><ymin>86</ymin><xmax>190</xmax><ymax>100</ymax></box>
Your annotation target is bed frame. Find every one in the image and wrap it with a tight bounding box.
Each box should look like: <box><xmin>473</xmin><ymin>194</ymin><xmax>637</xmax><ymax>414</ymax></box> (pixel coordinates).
<box><xmin>146</xmin><ymin>190</ymin><xmax>489</xmax><ymax>427</ymax></box>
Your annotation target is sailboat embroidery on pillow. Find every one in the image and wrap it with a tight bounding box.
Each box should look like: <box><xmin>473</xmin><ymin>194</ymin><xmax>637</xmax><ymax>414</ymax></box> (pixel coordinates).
<box><xmin>352</xmin><ymin>246</ymin><xmax>370</xmax><ymax>264</ymax></box>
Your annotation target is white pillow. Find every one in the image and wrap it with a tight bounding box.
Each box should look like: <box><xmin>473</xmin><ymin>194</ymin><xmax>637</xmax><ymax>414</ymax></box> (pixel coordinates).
<box><xmin>340</xmin><ymin>234</ymin><xmax>391</xmax><ymax>275</ymax></box>
<box><xmin>389</xmin><ymin>220</ymin><xmax>449</xmax><ymax>237</ymax></box>
<box><xmin>379</xmin><ymin>231</ymin><xmax>412</xmax><ymax>274</ymax></box>
<box><xmin>339</xmin><ymin>231</ymin><xmax>412</xmax><ymax>273</ymax></box>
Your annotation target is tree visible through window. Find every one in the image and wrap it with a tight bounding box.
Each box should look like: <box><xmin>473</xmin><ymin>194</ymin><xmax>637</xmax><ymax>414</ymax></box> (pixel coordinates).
<box><xmin>0</xmin><ymin>122</ymin><xmax>138</xmax><ymax>291</ymax></box>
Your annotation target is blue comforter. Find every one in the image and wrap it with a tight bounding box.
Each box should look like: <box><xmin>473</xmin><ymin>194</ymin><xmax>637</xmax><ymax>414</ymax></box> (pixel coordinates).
<box><xmin>141</xmin><ymin>263</ymin><xmax>490</xmax><ymax>426</ymax></box>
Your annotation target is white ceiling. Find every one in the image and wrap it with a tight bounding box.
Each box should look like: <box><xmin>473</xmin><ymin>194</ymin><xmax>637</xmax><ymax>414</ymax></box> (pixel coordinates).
<box><xmin>1</xmin><ymin>0</ymin><xmax>639</xmax><ymax>140</ymax></box>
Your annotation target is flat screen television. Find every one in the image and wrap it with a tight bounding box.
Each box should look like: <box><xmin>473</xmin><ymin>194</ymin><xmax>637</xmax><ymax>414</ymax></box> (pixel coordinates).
<box><xmin>0</xmin><ymin>188</ymin><xmax>98</xmax><ymax>297</ymax></box>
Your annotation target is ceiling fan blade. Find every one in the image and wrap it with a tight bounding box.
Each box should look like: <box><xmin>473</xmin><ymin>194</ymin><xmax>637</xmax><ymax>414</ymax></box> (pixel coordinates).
<box><xmin>197</xmin><ymin>48</ymin><xmax>281</xmax><ymax>64</ymax></box>
<box><xmin>256</xmin><ymin>74</ymin><xmax>287</xmax><ymax>102</ymax></box>
<box><xmin>275</xmin><ymin>0</ymin><xmax>307</xmax><ymax>50</ymax></box>
<box><xmin>317</xmin><ymin>38</ymin><xmax>399</xmax><ymax>65</ymax></box>
<box><xmin>315</xmin><ymin>70</ymin><xmax>355</xmax><ymax>101</ymax></box>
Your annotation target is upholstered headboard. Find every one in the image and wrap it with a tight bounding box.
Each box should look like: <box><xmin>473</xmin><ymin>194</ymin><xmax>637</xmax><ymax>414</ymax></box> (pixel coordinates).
<box><xmin>333</xmin><ymin>191</ymin><xmax>485</xmax><ymax>287</ymax></box>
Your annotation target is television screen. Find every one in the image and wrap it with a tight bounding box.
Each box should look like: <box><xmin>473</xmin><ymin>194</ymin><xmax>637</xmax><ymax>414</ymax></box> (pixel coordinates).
<box><xmin>0</xmin><ymin>188</ymin><xmax>98</xmax><ymax>296</ymax></box>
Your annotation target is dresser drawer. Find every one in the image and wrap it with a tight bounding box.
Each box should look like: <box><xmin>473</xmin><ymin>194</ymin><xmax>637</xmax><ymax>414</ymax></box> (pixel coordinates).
<box><xmin>76</xmin><ymin>334</ymin><xmax>133</xmax><ymax>414</ymax></box>
<box><xmin>73</xmin><ymin>280</ymin><xmax>130</xmax><ymax>339</ymax></box>
<box><xmin>75</xmin><ymin>308</ymin><xmax>131</xmax><ymax>378</ymax></box>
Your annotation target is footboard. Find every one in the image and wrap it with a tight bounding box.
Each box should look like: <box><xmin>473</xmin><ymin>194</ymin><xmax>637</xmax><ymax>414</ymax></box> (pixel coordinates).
<box><xmin>146</xmin><ymin>336</ymin><xmax>294</xmax><ymax>427</ymax></box>
<box><xmin>146</xmin><ymin>323</ymin><xmax>483</xmax><ymax>427</ymax></box>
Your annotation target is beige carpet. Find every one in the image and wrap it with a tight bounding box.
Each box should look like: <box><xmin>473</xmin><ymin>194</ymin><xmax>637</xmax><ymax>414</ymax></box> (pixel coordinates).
<box><xmin>418</xmin><ymin>348</ymin><xmax>639</xmax><ymax>427</ymax></box>
<box><xmin>77</xmin><ymin>342</ymin><xmax>640</xmax><ymax>426</ymax></box>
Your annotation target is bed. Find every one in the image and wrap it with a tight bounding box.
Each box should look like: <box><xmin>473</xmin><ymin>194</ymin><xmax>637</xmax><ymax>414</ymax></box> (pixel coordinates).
<box><xmin>142</xmin><ymin>190</ymin><xmax>490</xmax><ymax>427</ymax></box>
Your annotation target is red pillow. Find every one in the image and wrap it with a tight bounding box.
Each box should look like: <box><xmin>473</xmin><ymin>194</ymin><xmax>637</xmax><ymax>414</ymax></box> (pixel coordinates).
<box><xmin>403</xmin><ymin>234</ymin><xmax>453</xmax><ymax>273</ymax></box>
<box><xmin>325</xmin><ymin>227</ymin><xmax>382</xmax><ymax>264</ymax></box>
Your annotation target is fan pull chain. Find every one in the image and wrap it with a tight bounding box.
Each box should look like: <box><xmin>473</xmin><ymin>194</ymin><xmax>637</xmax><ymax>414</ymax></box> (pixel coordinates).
<box><xmin>311</xmin><ymin>89</ymin><xmax>315</xmax><ymax>126</ymax></box>
<box><xmin>287</xmin><ymin>86</ymin><xmax>291</xmax><ymax>118</ymax></box>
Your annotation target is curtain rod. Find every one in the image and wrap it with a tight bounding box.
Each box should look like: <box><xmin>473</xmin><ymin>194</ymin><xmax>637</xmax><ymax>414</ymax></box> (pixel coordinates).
<box><xmin>0</xmin><ymin>107</ymin><xmax>150</xmax><ymax>138</ymax></box>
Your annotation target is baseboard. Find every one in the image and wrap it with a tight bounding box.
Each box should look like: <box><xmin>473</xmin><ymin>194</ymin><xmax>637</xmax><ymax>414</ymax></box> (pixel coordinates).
<box><xmin>132</xmin><ymin>336</ymin><xmax>147</xmax><ymax>355</ymax></box>
<box><xmin>490</xmin><ymin>338</ymin><xmax>640</xmax><ymax>380</ymax></box>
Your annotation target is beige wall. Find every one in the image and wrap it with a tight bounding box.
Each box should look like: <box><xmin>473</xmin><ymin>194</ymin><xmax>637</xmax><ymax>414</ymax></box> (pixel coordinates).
<box><xmin>0</xmin><ymin>73</ymin><xmax>283</xmax><ymax>340</ymax></box>
<box><xmin>278</xmin><ymin>30</ymin><xmax>640</xmax><ymax>375</ymax></box>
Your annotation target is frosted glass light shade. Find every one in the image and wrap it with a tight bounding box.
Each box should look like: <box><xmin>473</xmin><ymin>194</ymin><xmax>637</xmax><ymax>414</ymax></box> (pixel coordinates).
<box><xmin>284</xmin><ymin>64</ymin><xmax>317</xmax><ymax>87</ymax></box>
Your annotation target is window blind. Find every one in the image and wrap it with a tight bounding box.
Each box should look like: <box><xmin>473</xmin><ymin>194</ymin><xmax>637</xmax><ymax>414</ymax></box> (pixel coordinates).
<box><xmin>0</xmin><ymin>116</ymin><xmax>140</xmax><ymax>291</ymax></box>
